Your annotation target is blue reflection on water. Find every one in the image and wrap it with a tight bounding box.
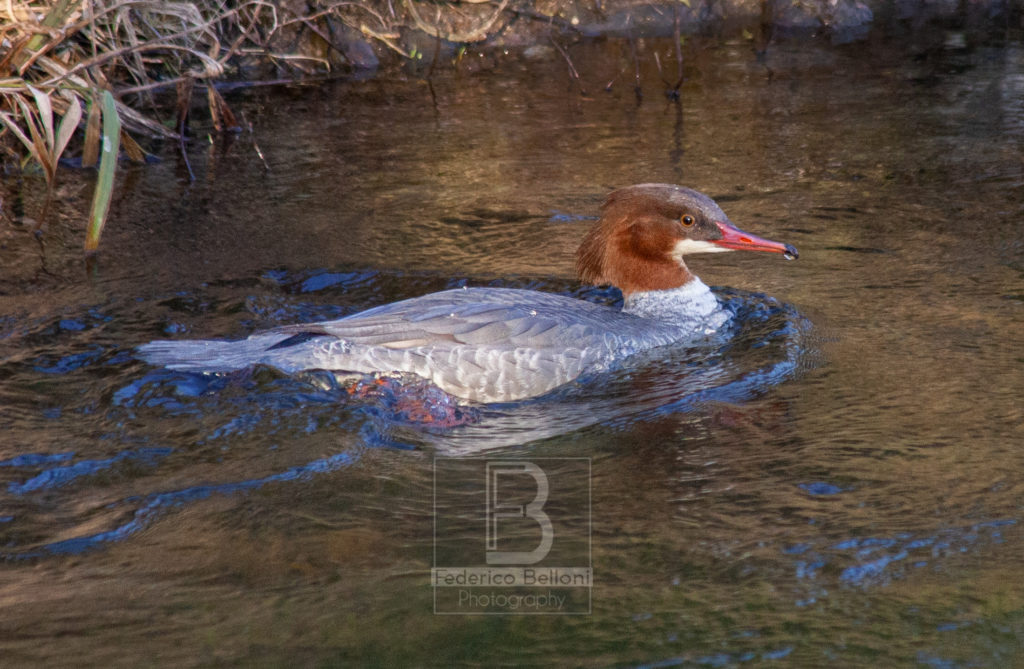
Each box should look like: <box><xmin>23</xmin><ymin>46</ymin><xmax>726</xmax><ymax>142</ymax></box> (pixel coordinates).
<box><xmin>548</xmin><ymin>210</ymin><xmax>599</xmax><ymax>223</ymax></box>
<box><xmin>915</xmin><ymin>651</ymin><xmax>961</xmax><ymax>669</ymax></box>
<box><xmin>0</xmin><ymin>452</ymin><xmax>76</xmax><ymax>468</ymax></box>
<box><xmin>5</xmin><ymin>450</ymin><xmax>357</xmax><ymax>558</ymax></box>
<box><xmin>58</xmin><ymin>318</ymin><xmax>87</xmax><ymax>331</ymax></box>
<box><xmin>634</xmin><ymin>646</ymin><xmax>793</xmax><ymax>668</ymax></box>
<box><xmin>297</xmin><ymin>269</ymin><xmax>379</xmax><ymax>293</ymax></box>
<box><xmin>7</xmin><ymin>448</ymin><xmax>171</xmax><ymax>495</ymax></box>
<box><xmin>33</xmin><ymin>347</ymin><xmax>106</xmax><ymax>374</ymax></box>
<box><xmin>799</xmin><ymin>482</ymin><xmax>844</xmax><ymax>496</ymax></box>
<box><xmin>786</xmin><ymin>519</ymin><xmax>1017</xmax><ymax>593</ymax></box>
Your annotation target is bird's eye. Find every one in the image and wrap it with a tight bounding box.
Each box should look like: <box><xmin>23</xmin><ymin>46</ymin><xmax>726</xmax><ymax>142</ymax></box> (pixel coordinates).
<box><xmin>681</xmin><ymin>215</ymin><xmax>695</xmax><ymax>227</ymax></box>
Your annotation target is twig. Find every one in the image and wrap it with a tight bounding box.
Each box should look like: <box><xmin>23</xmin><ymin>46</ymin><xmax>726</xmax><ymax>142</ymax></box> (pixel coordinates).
<box><xmin>176</xmin><ymin>77</ymin><xmax>195</xmax><ymax>182</ymax></box>
<box><xmin>15</xmin><ymin>28</ymin><xmax>66</xmax><ymax>76</ymax></box>
<box><xmin>426</xmin><ymin>30</ymin><xmax>442</xmax><ymax>80</ymax></box>
<box><xmin>605</xmin><ymin>65</ymin><xmax>626</xmax><ymax>92</ymax></box>
<box><xmin>116</xmin><ymin>73</ymin><xmax>197</xmax><ymax>96</ymax></box>
<box><xmin>41</xmin><ymin>41</ymin><xmax>224</xmax><ymax>88</ymax></box>
<box><xmin>36</xmin><ymin>1</ymin><xmax>239</xmax><ymax>88</ymax></box>
<box><xmin>242</xmin><ymin>112</ymin><xmax>269</xmax><ymax>173</ymax></box>
<box><xmin>630</xmin><ymin>37</ymin><xmax>642</xmax><ymax>101</ymax></box>
<box><xmin>549</xmin><ymin>37</ymin><xmax>586</xmax><ymax>96</ymax></box>
<box><xmin>221</xmin><ymin>3</ymin><xmax>266</xmax><ymax>66</ymax></box>
<box><xmin>667</xmin><ymin>4</ymin><xmax>684</xmax><ymax>100</ymax></box>
<box><xmin>28</xmin><ymin>53</ymin><xmax>178</xmax><ymax>138</ymax></box>
<box><xmin>359</xmin><ymin>24</ymin><xmax>409</xmax><ymax>58</ymax></box>
<box><xmin>654</xmin><ymin>51</ymin><xmax>667</xmax><ymax>87</ymax></box>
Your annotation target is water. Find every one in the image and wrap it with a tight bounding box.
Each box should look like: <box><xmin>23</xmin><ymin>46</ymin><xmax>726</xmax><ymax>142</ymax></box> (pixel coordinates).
<box><xmin>1</xmin><ymin>35</ymin><xmax>1023</xmax><ymax>667</ymax></box>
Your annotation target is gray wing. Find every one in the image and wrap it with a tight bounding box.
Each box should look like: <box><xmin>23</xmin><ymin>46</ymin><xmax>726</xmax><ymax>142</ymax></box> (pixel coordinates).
<box><xmin>267</xmin><ymin>288</ymin><xmax>654</xmax><ymax>402</ymax></box>
<box><xmin>277</xmin><ymin>288</ymin><xmax>612</xmax><ymax>349</ymax></box>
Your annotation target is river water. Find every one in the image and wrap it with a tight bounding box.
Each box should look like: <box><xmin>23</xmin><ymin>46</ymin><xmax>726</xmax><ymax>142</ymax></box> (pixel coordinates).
<box><xmin>1</xmin><ymin>33</ymin><xmax>1022</xmax><ymax>667</ymax></box>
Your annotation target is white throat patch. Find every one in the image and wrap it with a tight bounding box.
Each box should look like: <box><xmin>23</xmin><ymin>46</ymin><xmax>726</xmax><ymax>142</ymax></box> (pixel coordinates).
<box><xmin>671</xmin><ymin>239</ymin><xmax>732</xmax><ymax>259</ymax></box>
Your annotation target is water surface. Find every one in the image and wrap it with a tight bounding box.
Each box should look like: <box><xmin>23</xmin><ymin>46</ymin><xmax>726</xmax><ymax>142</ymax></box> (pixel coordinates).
<box><xmin>1</xmin><ymin>35</ymin><xmax>1022</xmax><ymax>667</ymax></box>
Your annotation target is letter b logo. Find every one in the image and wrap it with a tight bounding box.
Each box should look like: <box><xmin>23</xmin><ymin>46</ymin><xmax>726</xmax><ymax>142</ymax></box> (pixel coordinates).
<box><xmin>485</xmin><ymin>461</ymin><xmax>553</xmax><ymax>565</ymax></box>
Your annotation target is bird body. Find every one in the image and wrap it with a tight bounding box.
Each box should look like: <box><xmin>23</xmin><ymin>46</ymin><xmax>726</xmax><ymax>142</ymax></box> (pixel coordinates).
<box><xmin>138</xmin><ymin>184</ymin><xmax>797</xmax><ymax>403</ymax></box>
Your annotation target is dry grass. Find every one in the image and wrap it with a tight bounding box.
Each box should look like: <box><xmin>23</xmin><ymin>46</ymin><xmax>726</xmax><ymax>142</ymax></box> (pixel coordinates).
<box><xmin>0</xmin><ymin>0</ymin><xmax>457</xmax><ymax>249</ymax></box>
<box><xmin>2</xmin><ymin>0</ymin><xmax>249</xmax><ymax>248</ymax></box>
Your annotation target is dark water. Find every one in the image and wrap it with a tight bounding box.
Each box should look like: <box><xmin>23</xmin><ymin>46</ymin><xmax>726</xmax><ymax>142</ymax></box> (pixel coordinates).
<box><xmin>1</xmin><ymin>34</ymin><xmax>1023</xmax><ymax>667</ymax></box>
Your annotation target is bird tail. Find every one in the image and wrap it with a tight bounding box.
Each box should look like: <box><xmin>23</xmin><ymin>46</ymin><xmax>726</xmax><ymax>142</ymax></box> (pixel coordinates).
<box><xmin>136</xmin><ymin>336</ymin><xmax>281</xmax><ymax>373</ymax></box>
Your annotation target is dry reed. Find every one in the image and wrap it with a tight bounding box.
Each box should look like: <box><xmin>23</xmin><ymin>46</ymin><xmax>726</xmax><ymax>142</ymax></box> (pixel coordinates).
<box><xmin>1</xmin><ymin>0</ymin><xmax>473</xmax><ymax>250</ymax></box>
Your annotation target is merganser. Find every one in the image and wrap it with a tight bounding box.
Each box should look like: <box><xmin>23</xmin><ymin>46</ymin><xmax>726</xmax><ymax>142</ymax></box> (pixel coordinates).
<box><xmin>138</xmin><ymin>184</ymin><xmax>798</xmax><ymax>403</ymax></box>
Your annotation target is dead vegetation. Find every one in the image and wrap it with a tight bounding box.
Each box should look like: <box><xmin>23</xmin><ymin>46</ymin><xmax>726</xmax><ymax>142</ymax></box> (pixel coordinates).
<box><xmin>2</xmin><ymin>0</ymin><xmax>252</xmax><ymax>249</ymax></box>
<box><xmin>3</xmin><ymin>0</ymin><xmax>552</xmax><ymax>250</ymax></box>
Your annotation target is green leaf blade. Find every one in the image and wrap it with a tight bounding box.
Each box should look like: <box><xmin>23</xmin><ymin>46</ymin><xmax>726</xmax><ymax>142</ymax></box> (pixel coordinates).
<box><xmin>85</xmin><ymin>90</ymin><xmax>121</xmax><ymax>253</ymax></box>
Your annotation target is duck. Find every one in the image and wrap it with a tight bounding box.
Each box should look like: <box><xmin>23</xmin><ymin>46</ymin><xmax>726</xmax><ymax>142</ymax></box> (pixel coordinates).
<box><xmin>138</xmin><ymin>184</ymin><xmax>798</xmax><ymax>403</ymax></box>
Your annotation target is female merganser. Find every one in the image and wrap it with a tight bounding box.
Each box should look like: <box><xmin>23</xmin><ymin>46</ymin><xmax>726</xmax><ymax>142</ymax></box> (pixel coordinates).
<box><xmin>138</xmin><ymin>184</ymin><xmax>797</xmax><ymax>403</ymax></box>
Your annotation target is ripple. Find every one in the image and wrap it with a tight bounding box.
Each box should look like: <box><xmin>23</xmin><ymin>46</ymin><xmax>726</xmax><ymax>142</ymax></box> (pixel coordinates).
<box><xmin>0</xmin><ymin>272</ymin><xmax>812</xmax><ymax>555</ymax></box>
